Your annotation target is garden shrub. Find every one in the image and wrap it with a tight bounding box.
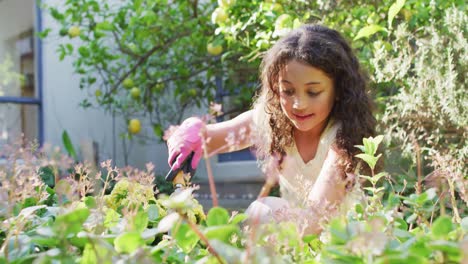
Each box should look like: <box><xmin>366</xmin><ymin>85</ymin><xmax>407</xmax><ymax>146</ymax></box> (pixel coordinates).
<box><xmin>0</xmin><ymin>137</ymin><xmax>466</xmax><ymax>263</ymax></box>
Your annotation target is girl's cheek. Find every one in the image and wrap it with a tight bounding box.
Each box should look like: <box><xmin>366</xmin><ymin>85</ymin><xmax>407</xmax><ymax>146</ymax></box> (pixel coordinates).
<box><xmin>279</xmin><ymin>95</ymin><xmax>291</xmax><ymax>105</ymax></box>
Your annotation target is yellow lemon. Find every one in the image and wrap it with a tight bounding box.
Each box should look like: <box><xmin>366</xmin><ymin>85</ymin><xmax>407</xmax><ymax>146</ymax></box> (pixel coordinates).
<box><xmin>130</xmin><ymin>87</ymin><xmax>141</xmax><ymax>99</ymax></box>
<box><xmin>95</xmin><ymin>89</ymin><xmax>102</xmax><ymax>97</ymax></box>
<box><xmin>68</xmin><ymin>26</ymin><xmax>81</xmax><ymax>38</ymax></box>
<box><xmin>212</xmin><ymin>7</ymin><xmax>228</xmax><ymax>24</ymax></box>
<box><xmin>123</xmin><ymin>78</ymin><xmax>134</xmax><ymax>89</ymax></box>
<box><xmin>207</xmin><ymin>43</ymin><xmax>223</xmax><ymax>56</ymax></box>
<box><xmin>218</xmin><ymin>0</ymin><xmax>235</xmax><ymax>8</ymax></box>
<box><xmin>128</xmin><ymin>119</ymin><xmax>141</xmax><ymax>134</ymax></box>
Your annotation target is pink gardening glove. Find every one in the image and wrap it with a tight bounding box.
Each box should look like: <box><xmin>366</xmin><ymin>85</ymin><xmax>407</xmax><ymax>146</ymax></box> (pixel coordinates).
<box><xmin>167</xmin><ymin>117</ymin><xmax>204</xmax><ymax>170</ymax></box>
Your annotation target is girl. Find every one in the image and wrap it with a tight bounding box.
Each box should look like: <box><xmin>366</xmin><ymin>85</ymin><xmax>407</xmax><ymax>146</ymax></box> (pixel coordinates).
<box><xmin>167</xmin><ymin>24</ymin><xmax>376</xmax><ymax>235</ymax></box>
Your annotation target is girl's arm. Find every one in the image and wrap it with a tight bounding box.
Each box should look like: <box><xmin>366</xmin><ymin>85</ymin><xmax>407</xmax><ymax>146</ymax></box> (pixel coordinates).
<box><xmin>204</xmin><ymin>110</ymin><xmax>254</xmax><ymax>156</ymax></box>
<box><xmin>303</xmin><ymin>148</ymin><xmax>348</xmax><ymax>234</ymax></box>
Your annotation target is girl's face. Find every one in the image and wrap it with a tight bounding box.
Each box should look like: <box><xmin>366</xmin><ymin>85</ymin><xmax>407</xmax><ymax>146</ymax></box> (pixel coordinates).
<box><xmin>278</xmin><ymin>59</ymin><xmax>335</xmax><ymax>134</ymax></box>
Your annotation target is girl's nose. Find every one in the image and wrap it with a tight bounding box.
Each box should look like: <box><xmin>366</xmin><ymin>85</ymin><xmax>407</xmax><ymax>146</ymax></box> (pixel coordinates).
<box><xmin>293</xmin><ymin>96</ymin><xmax>307</xmax><ymax>110</ymax></box>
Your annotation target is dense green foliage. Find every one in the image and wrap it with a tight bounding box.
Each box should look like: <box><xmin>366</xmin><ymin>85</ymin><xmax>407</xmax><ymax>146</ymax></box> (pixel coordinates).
<box><xmin>0</xmin><ymin>137</ymin><xmax>466</xmax><ymax>263</ymax></box>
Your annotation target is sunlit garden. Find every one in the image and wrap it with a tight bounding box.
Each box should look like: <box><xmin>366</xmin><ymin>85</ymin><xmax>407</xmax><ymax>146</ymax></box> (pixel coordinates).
<box><xmin>0</xmin><ymin>0</ymin><xmax>466</xmax><ymax>263</ymax></box>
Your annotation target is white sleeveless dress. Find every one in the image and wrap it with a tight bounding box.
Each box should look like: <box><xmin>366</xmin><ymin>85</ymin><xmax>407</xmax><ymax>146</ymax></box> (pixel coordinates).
<box><xmin>250</xmin><ymin>101</ymin><xmax>363</xmax><ymax>212</ymax></box>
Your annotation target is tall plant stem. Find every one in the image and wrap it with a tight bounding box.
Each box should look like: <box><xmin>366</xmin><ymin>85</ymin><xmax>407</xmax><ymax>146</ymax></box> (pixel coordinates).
<box><xmin>202</xmin><ymin>136</ymin><xmax>218</xmax><ymax>207</ymax></box>
<box><xmin>183</xmin><ymin>216</ymin><xmax>225</xmax><ymax>263</ymax></box>
<box><xmin>414</xmin><ymin>140</ymin><xmax>422</xmax><ymax>195</ymax></box>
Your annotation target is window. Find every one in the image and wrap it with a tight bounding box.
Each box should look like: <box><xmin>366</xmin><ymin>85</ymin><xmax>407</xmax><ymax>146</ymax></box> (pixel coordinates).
<box><xmin>0</xmin><ymin>0</ymin><xmax>43</xmax><ymax>147</ymax></box>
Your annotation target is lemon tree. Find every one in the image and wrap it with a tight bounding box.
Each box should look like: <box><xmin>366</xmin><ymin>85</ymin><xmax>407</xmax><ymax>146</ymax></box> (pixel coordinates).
<box><xmin>42</xmin><ymin>0</ymin><xmax>225</xmax><ymax>143</ymax></box>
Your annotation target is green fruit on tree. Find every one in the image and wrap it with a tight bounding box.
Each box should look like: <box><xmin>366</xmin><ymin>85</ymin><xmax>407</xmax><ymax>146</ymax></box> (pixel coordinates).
<box><xmin>211</xmin><ymin>7</ymin><xmax>228</xmax><ymax>24</ymax></box>
<box><xmin>207</xmin><ymin>43</ymin><xmax>223</xmax><ymax>56</ymax></box>
<box><xmin>152</xmin><ymin>83</ymin><xmax>165</xmax><ymax>93</ymax></box>
<box><xmin>95</xmin><ymin>89</ymin><xmax>102</xmax><ymax>97</ymax></box>
<box><xmin>130</xmin><ymin>87</ymin><xmax>141</xmax><ymax>99</ymax></box>
<box><xmin>68</xmin><ymin>26</ymin><xmax>81</xmax><ymax>38</ymax></box>
<box><xmin>128</xmin><ymin>119</ymin><xmax>141</xmax><ymax>134</ymax></box>
<box><xmin>188</xmin><ymin>88</ymin><xmax>197</xmax><ymax>96</ymax></box>
<box><xmin>123</xmin><ymin>78</ymin><xmax>134</xmax><ymax>89</ymax></box>
<box><xmin>218</xmin><ymin>0</ymin><xmax>235</xmax><ymax>8</ymax></box>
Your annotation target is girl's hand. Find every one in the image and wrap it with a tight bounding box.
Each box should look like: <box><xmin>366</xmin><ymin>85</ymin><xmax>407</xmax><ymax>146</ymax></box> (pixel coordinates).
<box><xmin>167</xmin><ymin>117</ymin><xmax>205</xmax><ymax>170</ymax></box>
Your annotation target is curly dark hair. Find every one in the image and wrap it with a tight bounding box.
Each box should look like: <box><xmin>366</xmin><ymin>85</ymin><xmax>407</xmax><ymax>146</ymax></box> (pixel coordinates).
<box><xmin>257</xmin><ymin>24</ymin><xmax>376</xmax><ymax>173</ymax></box>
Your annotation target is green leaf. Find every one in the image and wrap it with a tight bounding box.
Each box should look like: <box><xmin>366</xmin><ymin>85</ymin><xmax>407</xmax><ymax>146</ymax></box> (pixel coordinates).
<box><xmin>394</xmin><ymin>217</ymin><xmax>408</xmax><ymax>230</ymax></box>
<box><xmin>78</xmin><ymin>46</ymin><xmax>90</xmax><ymax>57</ymax></box>
<box><xmin>203</xmin><ymin>224</ymin><xmax>240</xmax><ymax>243</ymax></box>
<box><xmin>84</xmin><ymin>196</ymin><xmax>96</xmax><ymax>208</ymax></box>
<box><xmin>66</xmin><ymin>43</ymin><xmax>74</xmax><ymax>53</ymax></box>
<box><xmin>141</xmin><ymin>228</ymin><xmax>159</xmax><ymax>240</ymax></box>
<box><xmin>62</xmin><ymin>130</ymin><xmax>77</xmax><ymax>160</ymax></box>
<box><xmin>393</xmin><ymin>228</ymin><xmax>412</xmax><ymax>240</ymax></box>
<box><xmin>206</xmin><ymin>207</ymin><xmax>230</xmax><ymax>226</ymax></box>
<box><xmin>415</xmin><ymin>192</ymin><xmax>428</xmax><ymax>205</ymax></box>
<box><xmin>37</xmin><ymin>28</ymin><xmax>52</xmax><ymax>39</ymax></box>
<box><xmin>371</xmin><ymin>135</ymin><xmax>384</xmax><ymax>149</ymax></box>
<box><xmin>153</xmin><ymin>123</ymin><xmax>163</xmax><ymax>138</ymax></box>
<box><xmin>96</xmin><ymin>21</ymin><xmax>114</xmax><ymax>31</ymax></box>
<box><xmin>375</xmin><ymin>254</ymin><xmax>426</xmax><ymax>264</ymax></box>
<box><xmin>104</xmin><ymin>208</ymin><xmax>120</xmax><ymax>228</ymax></box>
<box><xmin>328</xmin><ymin>218</ymin><xmax>349</xmax><ymax>245</ymax></box>
<box><xmin>428</xmin><ymin>240</ymin><xmax>461</xmax><ymax>256</ymax></box>
<box><xmin>406</xmin><ymin>213</ymin><xmax>417</xmax><ymax>224</ymax></box>
<box><xmin>363</xmin><ymin>137</ymin><xmax>374</xmax><ymax>155</ymax></box>
<box><xmin>173</xmin><ymin>222</ymin><xmax>199</xmax><ymax>253</ymax></box>
<box><xmin>81</xmin><ymin>243</ymin><xmax>97</xmax><ymax>264</ymax></box>
<box><xmin>69</xmin><ymin>236</ymin><xmax>88</xmax><ymax>248</ymax></box>
<box><xmin>114</xmin><ymin>232</ymin><xmax>145</xmax><ymax>254</ymax></box>
<box><xmin>5</xmin><ymin>234</ymin><xmax>33</xmax><ymax>261</ymax></box>
<box><xmin>424</xmin><ymin>188</ymin><xmax>437</xmax><ymax>200</ymax></box>
<box><xmin>388</xmin><ymin>0</ymin><xmax>406</xmax><ymax>28</ymax></box>
<box><xmin>38</xmin><ymin>166</ymin><xmax>55</xmax><ymax>188</ymax></box>
<box><xmin>302</xmin><ymin>234</ymin><xmax>318</xmax><ymax>244</ymax></box>
<box><xmin>230</xmin><ymin>213</ymin><xmax>248</xmax><ymax>225</ymax></box>
<box><xmin>431</xmin><ymin>216</ymin><xmax>453</xmax><ymax>238</ymax></box>
<box><xmin>133</xmin><ymin>210</ymin><xmax>149</xmax><ymax>232</ymax></box>
<box><xmin>387</xmin><ymin>192</ymin><xmax>400</xmax><ymax>208</ymax></box>
<box><xmin>208</xmin><ymin>240</ymin><xmax>244</xmax><ymax>264</ymax></box>
<box><xmin>354</xmin><ymin>144</ymin><xmax>366</xmax><ymax>153</ymax></box>
<box><xmin>355</xmin><ymin>203</ymin><xmax>364</xmax><ymax>214</ymax></box>
<box><xmin>54</xmin><ymin>208</ymin><xmax>90</xmax><ymax>236</ymax></box>
<box><xmin>49</xmin><ymin>8</ymin><xmax>64</xmax><ymax>20</ymax></box>
<box><xmin>354</xmin><ymin>25</ymin><xmax>386</xmax><ymax>40</ymax></box>
<box><xmin>147</xmin><ymin>204</ymin><xmax>160</xmax><ymax>222</ymax></box>
<box><xmin>373</xmin><ymin>172</ymin><xmax>387</xmax><ymax>184</ymax></box>
<box><xmin>355</xmin><ymin>153</ymin><xmax>381</xmax><ymax>170</ymax></box>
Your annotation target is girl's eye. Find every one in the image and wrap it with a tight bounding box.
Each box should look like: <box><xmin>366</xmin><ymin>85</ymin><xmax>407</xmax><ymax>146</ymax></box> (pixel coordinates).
<box><xmin>308</xmin><ymin>91</ymin><xmax>321</xmax><ymax>97</ymax></box>
<box><xmin>281</xmin><ymin>89</ymin><xmax>294</xmax><ymax>96</ymax></box>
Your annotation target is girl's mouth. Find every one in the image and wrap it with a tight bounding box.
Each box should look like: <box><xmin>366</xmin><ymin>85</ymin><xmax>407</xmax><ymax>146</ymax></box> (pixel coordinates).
<box><xmin>293</xmin><ymin>113</ymin><xmax>314</xmax><ymax>121</ymax></box>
